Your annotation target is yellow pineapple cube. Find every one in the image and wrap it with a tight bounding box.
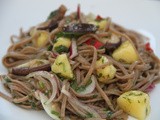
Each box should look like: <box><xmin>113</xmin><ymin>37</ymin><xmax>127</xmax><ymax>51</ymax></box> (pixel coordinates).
<box><xmin>112</xmin><ymin>41</ymin><xmax>138</xmax><ymax>64</ymax></box>
<box><xmin>96</xmin><ymin>56</ymin><xmax>116</xmax><ymax>83</ymax></box>
<box><xmin>51</xmin><ymin>54</ymin><xmax>73</xmax><ymax>79</ymax></box>
<box><xmin>117</xmin><ymin>90</ymin><xmax>150</xmax><ymax>120</ymax></box>
<box><xmin>98</xmin><ymin>19</ymin><xmax>107</xmax><ymax>31</ymax></box>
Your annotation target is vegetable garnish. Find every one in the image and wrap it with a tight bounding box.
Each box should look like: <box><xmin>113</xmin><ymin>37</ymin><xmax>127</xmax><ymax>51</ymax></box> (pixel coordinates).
<box><xmin>77</xmin><ymin>4</ymin><xmax>81</xmax><ymax>20</ymax></box>
<box><xmin>71</xmin><ymin>75</ymin><xmax>96</xmax><ymax>95</ymax></box>
<box><xmin>145</xmin><ymin>42</ymin><xmax>153</xmax><ymax>52</ymax></box>
<box><xmin>96</xmin><ymin>15</ymin><xmax>103</xmax><ymax>21</ymax></box>
<box><xmin>85</xmin><ymin>38</ymin><xmax>104</xmax><ymax>49</ymax></box>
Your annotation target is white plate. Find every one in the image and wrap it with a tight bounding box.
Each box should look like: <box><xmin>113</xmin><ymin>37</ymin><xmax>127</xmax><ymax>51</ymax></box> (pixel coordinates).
<box><xmin>0</xmin><ymin>0</ymin><xmax>160</xmax><ymax>120</ymax></box>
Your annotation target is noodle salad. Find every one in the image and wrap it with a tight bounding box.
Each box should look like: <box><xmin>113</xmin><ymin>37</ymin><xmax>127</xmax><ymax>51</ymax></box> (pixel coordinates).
<box><xmin>0</xmin><ymin>5</ymin><xmax>160</xmax><ymax>120</ymax></box>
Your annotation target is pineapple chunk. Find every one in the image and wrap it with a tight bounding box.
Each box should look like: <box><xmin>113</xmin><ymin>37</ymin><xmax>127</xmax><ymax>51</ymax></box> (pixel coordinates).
<box><xmin>96</xmin><ymin>56</ymin><xmax>116</xmax><ymax>83</ymax></box>
<box><xmin>53</xmin><ymin>37</ymin><xmax>71</xmax><ymax>53</ymax></box>
<box><xmin>117</xmin><ymin>91</ymin><xmax>150</xmax><ymax>120</ymax></box>
<box><xmin>89</xmin><ymin>19</ymin><xmax>107</xmax><ymax>31</ymax></box>
<box><xmin>51</xmin><ymin>54</ymin><xmax>73</xmax><ymax>79</ymax></box>
<box><xmin>33</xmin><ymin>31</ymin><xmax>49</xmax><ymax>48</ymax></box>
<box><xmin>98</xmin><ymin>19</ymin><xmax>107</xmax><ymax>31</ymax></box>
<box><xmin>112</xmin><ymin>41</ymin><xmax>138</xmax><ymax>64</ymax></box>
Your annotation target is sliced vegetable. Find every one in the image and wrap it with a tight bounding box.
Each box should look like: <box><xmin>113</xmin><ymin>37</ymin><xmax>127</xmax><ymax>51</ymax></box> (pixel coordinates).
<box><xmin>96</xmin><ymin>15</ymin><xmax>103</xmax><ymax>21</ymax></box>
<box><xmin>71</xmin><ymin>75</ymin><xmax>96</xmax><ymax>95</ymax></box>
<box><xmin>146</xmin><ymin>83</ymin><xmax>155</xmax><ymax>93</ymax></box>
<box><xmin>70</xmin><ymin>39</ymin><xmax>78</xmax><ymax>59</ymax></box>
<box><xmin>96</xmin><ymin>56</ymin><xmax>116</xmax><ymax>83</ymax></box>
<box><xmin>63</xmin><ymin>23</ymin><xmax>98</xmax><ymax>35</ymax></box>
<box><xmin>51</xmin><ymin>54</ymin><xmax>73</xmax><ymax>79</ymax></box>
<box><xmin>54</xmin><ymin>45</ymin><xmax>68</xmax><ymax>54</ymax></box>
<box><xmin>112</xmin><ymin>40</ymin><xmax>138</xmax><ymax>64</ymax></box>
<box><xmin>27</xmin><ymin>71</ymin><xmax>58</xmax><ymax>104</ymax></box>
<box><xmin>117</xmin><ymin>90</ymin><xmax>150</xmax><ymax>120</ymax></box>
<box><xmin>145</xmin><ymin>42</ymin><xmax>153</xmax><ymax>52</ymax></box>
<box><xmin>12</xmin><ymin>59</ymin><xmax>50</xmax><ymax>76</ymax></box>
<box><xmin>105</xmin><ymin>34</ymin><xmax>122</xmax><ymax>53</ymax></box>
<box><xmin>53</xmin><ymin>37</ymin><xmax>71</xmax><ymax>53</ymax></box>
<box><xmin>55</xmin><ymin>31</ymin><xmax>81</xmax><ymax>38</ymax></box>
<box><xmin>39</xmin><ymin>92</ymin><xmax>61</xmax><ymax>120</ymax></box>
<box><xmin>85</xmin><ymin>38</ymin><xmax>104</xmax><ymax>49</ymax></box>
<box><xmin>61</xmin><ymin>86</ymin><xmax>101</xmax><ymax>118</ymax></box>
<box><xmin>77</xmin><ymin>4</ymin><xmax>81</xmax><ymax>20</ymax></box>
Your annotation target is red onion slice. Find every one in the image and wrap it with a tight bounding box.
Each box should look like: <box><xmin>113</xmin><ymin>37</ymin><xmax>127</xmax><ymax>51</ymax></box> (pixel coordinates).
<box><xmin>27</xmin><ymin>71</ymin><xmax>57</xmax><ymax>104</ymax></box>
<box><xmin>70</xmin><ymin>39</ymin><xmax>78</xmax><ymax>59</ymax></box>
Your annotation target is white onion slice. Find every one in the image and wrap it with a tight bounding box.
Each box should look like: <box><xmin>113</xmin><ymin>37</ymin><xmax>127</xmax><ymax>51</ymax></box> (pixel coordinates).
<box><xmin>61</xmin><ymin>84</ymin><xmax>101</xmax><ymax>118</ymax></box>
<box><xmin>71</xmin><ymin>75</ymin><xmax>96</xmax><ymax>96</ymax></box>
<box><xmin>78</xmin><ymin>75</ymin><xmax>96</xmax><ymax>95</ymax></box>
<box><xmin>27</xmin><ymin>71</ymin><xmax>57</xmax><ymax>104</ymax></box>
<box><xmin>39</xmin><ymin>92</ymin><xmax>61</xmax><ymax>120</ymax></box>
<box><xmin>61</xmin><ymin>85</ymin><xmax>71</xmax><ymax>98</ymax></box>
<box><xmin>70</xmin><ymin>39</ymin><xmax>78</xmax><ymax>59</ymax></box>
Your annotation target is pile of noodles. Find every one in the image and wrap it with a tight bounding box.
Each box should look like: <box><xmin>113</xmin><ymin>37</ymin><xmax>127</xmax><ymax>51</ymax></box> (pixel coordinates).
<box><xmin>0</xmin><ymin>5</ymin><xmax>160</xmax><ymax>120</ymax></box>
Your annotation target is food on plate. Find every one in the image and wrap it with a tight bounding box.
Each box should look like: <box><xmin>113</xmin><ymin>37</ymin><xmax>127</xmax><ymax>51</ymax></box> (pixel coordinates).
<box><xmin>112</xmin><ymin>40</ymin><xmax>138</xmax><ymax>64</ymax></box>
<box><xmin>117</xmin><ymin>90</ymin><xmax>150</xmax><ymax>120</ymax></box>
<box><xmin>0</xmin><ymin>4</ymin><xmax>160</xmax><ymax>120</ymax></box>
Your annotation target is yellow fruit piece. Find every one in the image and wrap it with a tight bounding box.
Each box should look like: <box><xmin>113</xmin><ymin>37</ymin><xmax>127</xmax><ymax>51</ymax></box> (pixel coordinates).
<box><xmin>53</xmin><ymin>37</ymin><xmax>71</xmax><ymax>50</ymax></box>
<box><xmin>98</xmin><ymin>19</ymin><xmax>107</xmax><ymax>31</ymax></box>
<box><xmin>33</xmin><ymin>31</ymin><xmax>49</xmax><ymax>48</ymax></box>
<box><xmin>51</xmin><ymin>54</ymin><xmax>73</xmax><ymax>79</ymax></box>
<box><xmin>89</xmin><ymin>19</ymin><xmax>107</xmax><ymax>31</ymax></box>
<box><xmin>112</xmin><ymin>40</ymin><xmax>138</xmax><ymax>64</ymax></box>
<box><xmin>117</xmin><ymin>91</ymin><xmax>150</xmax><ymax>120</ymax></box>
<box><xmin>96</xmin><ymin>56</ymin><xmax>116</xmax><ymax>83</ymax></box>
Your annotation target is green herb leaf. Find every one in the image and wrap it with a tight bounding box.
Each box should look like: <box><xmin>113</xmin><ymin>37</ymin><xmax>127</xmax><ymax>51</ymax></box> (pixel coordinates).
<box><xmin>54</xmin><ymin>45</ymin><xmax>69</xmax><ymax>53</ymax></box>
<box><xmin>146</xmin><ymin>108</ymin><xmax>148</xmax><ymax>116</ymax></box>
<box><xmin>71</xmin><ymin>78</ymin><xmax>92</xmax><ymax>93</ymax></box>
<box><xmin>55</xmin><ymin>32</ymin><xmax>82</xmax><ymax>39</ymax></box>
<box><xmin>4</xmin><ymin>77</ymin><xmax>11</xmax><ymax>83</ymax></box>
<box><xmin>106</xmin><ymin>110</ymin><xmax>113</xmax><ymax>119</ymax></box>
<box><xmin>47</xmin><ymin>45</ymin><xmax>53</xmax><ymax>51</ymax></box>
<box><xmin>51</xmin><ymin>110</ymin><xmax>60</xmax><ymax>117</ymax></box>
<box><xmin>97</xmin><ymin>73</ymin><xmax>102</xmax><ymax>78</ymax></box>
<box><xmin>127</xmin><ymin>92</ymin><xmax>143</xmax><ymax>96</ymax></box>
<box><xmin>47</xmin><ymin>10</ymin><xmax>58</xmax><ymax>20</ymax></box>
<box><xmin>30</xmin><ymin>101</ymin><xmax>36</xmax><ymax>109</ymax></box>
<box><xmin>76</xmin><ymin>85</ymin><xmax>86</xmax><ymax>93</ymax></box>
<box><xmin>44</xmin><ymin>90</ymin><xmax>51</xmax><ymax>96</ymax></box>
<box><xmin>85</xmin><ymin>112</ymin><xmax>94</xmax><ymax>118</ymax></box>
<box><xmin>38</xmin><ymin>81</ymin><xmax>45</xmax><ymax>89</ymax></box>
<box><xmin>123</xmin><ymin>97</ymin><xmax>131</xmax><ymax>103</ymax></box>
<box><xmin>92</xmin><ymin>94</ymin><xmax>98</xmax><ymax>98</ymax></box>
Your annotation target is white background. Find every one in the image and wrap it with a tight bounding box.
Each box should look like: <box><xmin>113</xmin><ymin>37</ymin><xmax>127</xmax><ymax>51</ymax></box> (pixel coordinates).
<box><xmin>0</xmin><ymin>0</ymin><xmax>160</xmax><ymax>120</ymax></box>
